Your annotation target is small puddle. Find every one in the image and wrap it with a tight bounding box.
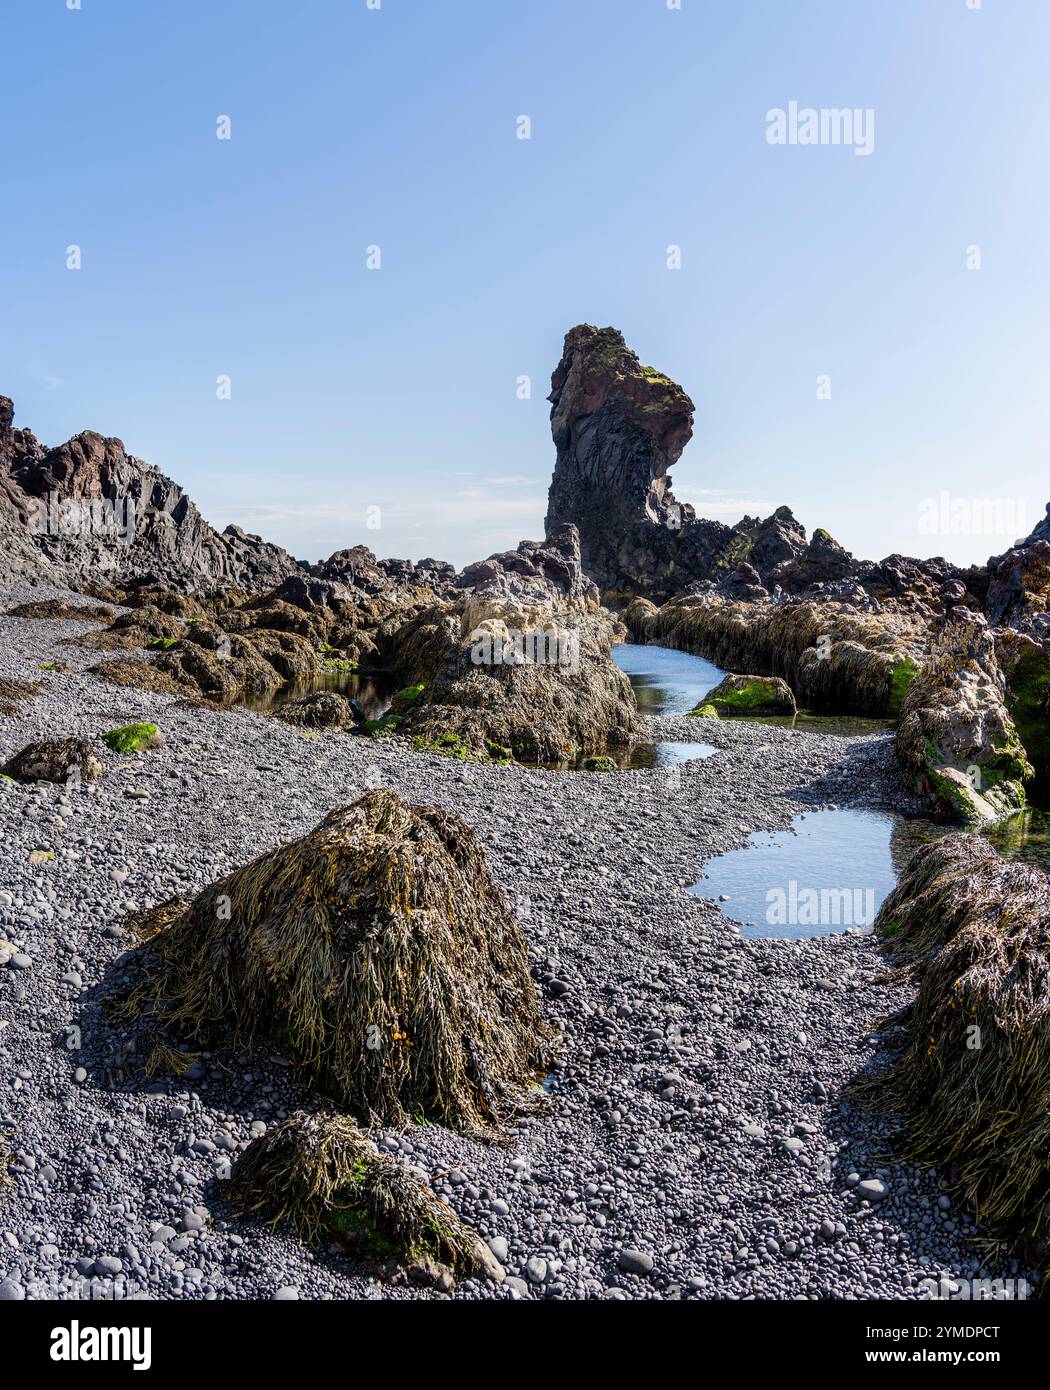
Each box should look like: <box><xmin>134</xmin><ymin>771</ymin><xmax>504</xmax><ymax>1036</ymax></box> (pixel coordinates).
<box><xmin>691</xmin><ymin>807</ymin><xmax>1050</xmax><ymax>940</ymax></box>
<box><xmin>607</xmin><ymin>642</ymin><xmax>725</xmax><ymax>770</ymax></box>
<box><xmin>240</xmin><ymin>670</ymin><xmax>398</xmax><ymax>719</ymax></box>
<box><xmin>629</xmin><ymin>740</ymin><xmax>718</xmax><ymax>769</ymax></box>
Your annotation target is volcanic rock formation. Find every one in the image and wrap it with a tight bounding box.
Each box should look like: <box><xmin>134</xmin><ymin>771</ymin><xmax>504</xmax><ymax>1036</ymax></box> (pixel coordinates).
<box><xmin>542</xmin><ymin>326</ymin><xmax>986</xmax><ymax>610</ymax></box>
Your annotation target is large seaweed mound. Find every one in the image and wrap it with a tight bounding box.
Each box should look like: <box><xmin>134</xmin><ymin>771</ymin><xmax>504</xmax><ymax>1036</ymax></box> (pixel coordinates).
<box><xmin>226</xmin><ymin>1109</ymin><xmax>504</xmax><ymax>1285</ymax></box>
<box><xmin>110</xmin><ymin>788</ymin><xmax>555</xmax><ymax>1133</ymax></box>
<box><xmin>869</xmin><ymin>834</ymin><xmax>1050</xmax><ymax>1252</ymax></box>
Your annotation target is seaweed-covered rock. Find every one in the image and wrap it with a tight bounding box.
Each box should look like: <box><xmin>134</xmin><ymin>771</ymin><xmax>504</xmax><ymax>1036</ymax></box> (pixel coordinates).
<box><xmin>72</xmin><ymin>605</ymin><xmax>185</xmax><ymax>651</ymax></box>
<box><xmin>151</xmin><ymin>627</ymin><xmax>283</xmax><ymax>703</ymax></box>
<box><xmin>276</xmin><ymin>691</ymin><xmax>354</xmax><ymax>729</ymax></box>
<box><xmin>897</xmin><ymin>614</ymin><xmax>1031</xmax><ymax>824</ymax></box>
<box><xmin>6</xmin><ymin>598</ymin><xmax>114</xmax><ymax>622</ymax></box>
<box><xmin>867</xmin><ymin>835</ymin><xmax>1050</xmax><ymax>1255</ymax></box>
<box><xmin>694</xmin><ymin>673</ymin><xmax>796</xmax><ymax>717</ymax></box>
<box><xmin>241</xmin><ymin>628</ymin><xmax>321</xmax><ymax>683</ymax></box>
<box><xmin>226</xmin><ymin>1110</ymin><xmax>505</xmax><ymax>1285</ymax></box>
<box><xmin>89</xmin><ymin>658</ymin><xmax>187</xmax><ymax>697</ymax></box>
<box><xmin>389</xmin><ymin>603</ymin><xmax>640</xmax><ymax>764</ymax></box>
<box><xmin>109</xmin><ymin>789</ymin><xmax>555</xmax><ymax>1132</ymax></box>
<box><xmin>1</xmin><ymin>737</ymin><xmax>102</xmax><ymax>784</ymax></box>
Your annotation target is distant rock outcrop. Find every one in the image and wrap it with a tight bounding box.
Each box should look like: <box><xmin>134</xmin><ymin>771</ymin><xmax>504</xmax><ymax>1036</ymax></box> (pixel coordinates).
<box><xmin>0</xmin><ymin>395</ymin><xmax>300</xmax><ymax>592</ymax></box>
<box><xmin>542</xmin><ymin>326</ymin><xmax>983</xmax><ymax>610</ymax></box>
<box><xmin>984</xmin><ymin>505</ymin><xmax>1050</xmax><ymax>627</ymax></box>
<box><xmin>542</xmin><ymin>327</ymin><xmax>869</xmax><ymax>602</ymax></box>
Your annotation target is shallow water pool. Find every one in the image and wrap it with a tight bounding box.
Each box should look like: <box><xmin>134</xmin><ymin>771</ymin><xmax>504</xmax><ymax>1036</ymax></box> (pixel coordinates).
<box><xmin>691</xmin><ymin>807</ymin><xmax>1050</xmax><ymax>940</ymax></box>
<box><xmin>240</xmin><ymin>669</ymin><xmax>397</xmax><ymax>719</ymax></box>
<box><xmin>612</xmin><ymin>642</ymin><xmax>726</xmax><ymax>716</ymax></box>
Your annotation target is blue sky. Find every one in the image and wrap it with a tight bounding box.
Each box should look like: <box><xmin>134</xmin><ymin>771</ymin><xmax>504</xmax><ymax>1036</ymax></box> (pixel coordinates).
<box><xmin>2</xmin><ymin>0</ymin><xmax>1048</xmax><ymax>569</ymax></box>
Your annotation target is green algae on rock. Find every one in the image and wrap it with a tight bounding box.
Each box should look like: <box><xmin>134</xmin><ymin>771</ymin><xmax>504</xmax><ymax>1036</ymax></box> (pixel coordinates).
<box><xmin>101</xmin><ymin>723</ymin><xmax>162</xmax><ymax>754</ymax></box>
<box><xmin>693</xmin><ymin>673</ymin><xmax>796</xmax><ymax>718</ymax></box>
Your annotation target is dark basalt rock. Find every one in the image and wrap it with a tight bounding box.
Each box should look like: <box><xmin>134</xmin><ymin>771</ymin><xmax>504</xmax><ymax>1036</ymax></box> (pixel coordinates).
<box><xmin>458</xmin><ymin>524</ymin><xmax>599</xmax><ymax>609</ymax></box>
<box><xmin>985</xmin><ymin>505</ymin><xmax>1050</xmax><ymax>626</ymax></box>
<box><xmin>316</xmin><ymin>545</ymin><xmax>459</xmax><ymax>603</ymax></box>
<box><xmin>544</xmin><ymin>326</ymin><xmax>734</xmax><ymax>601</ymax></box>
<box><xmin>541</xmin><ymin>328</ymin><xmax>1000</xmax><ymax>615</ymax></box>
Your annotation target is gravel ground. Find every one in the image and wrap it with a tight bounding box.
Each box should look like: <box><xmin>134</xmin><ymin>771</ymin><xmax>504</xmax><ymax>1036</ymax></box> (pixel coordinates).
<box><xmin>0</xmin><ymin>585</ymin><xmax>1034</xmax><ymax>1302</ymax></box>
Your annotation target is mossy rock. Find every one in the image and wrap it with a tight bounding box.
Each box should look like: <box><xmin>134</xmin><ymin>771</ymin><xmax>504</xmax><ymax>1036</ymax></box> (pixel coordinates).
<box><xmin>692</xmin><ymin>674</ymin><xmax>796</xmax><ymax>718</ymax></box>
<box><xmin>688</xmin><ymin>703</ymin><xmax>719</xmax><ymax>720</ymax></box>
<box><xmin>391</xmin><ymin>683</ymin><xmax>425</xmax><ymax>711</ymax></box>
<box><xmin>322</xmin><ymin>657</ymin><xmax>358</xmax><ymax>672</ymax></box>
<box><xmin>581</xmin><ymin>755</ymin><xmax>618</xmax><ymax>772</ymax></box>
<box><xmin>886</xmin><ymin>657</ymin><xmax>919</xmax><ymax>718</ymax></box>
<box><xmin>146</xmin><ymin>637</ymin><xmax>179</xmax><ymax>651</ymax></box>
<box><xmin>361</xmin><ymin>714</ymin><xmax>401</xmax><ymax>739</ymax></box>
<box><xmin>102</xmin><ymin>723</ymin><xmax>162</xmax><ymax>754</ymax></box>
<box><xmin>412</xmin><ymin>732</ymin><xmax>480</xmax><ymax>761</ymax></box>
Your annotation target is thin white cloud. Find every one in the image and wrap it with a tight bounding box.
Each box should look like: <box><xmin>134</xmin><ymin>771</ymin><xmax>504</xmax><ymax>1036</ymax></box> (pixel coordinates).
<box><xmin>675</xmin><ymin>487</ymin><xmax>775</xmax><ymax>516</ymax></box>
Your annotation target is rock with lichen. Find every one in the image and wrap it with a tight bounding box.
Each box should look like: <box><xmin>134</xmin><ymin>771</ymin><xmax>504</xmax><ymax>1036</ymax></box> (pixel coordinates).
<box><xmin>2</xmin><ymin>737</ymin><xmax>103</xmax><ymax>784</ymax></box>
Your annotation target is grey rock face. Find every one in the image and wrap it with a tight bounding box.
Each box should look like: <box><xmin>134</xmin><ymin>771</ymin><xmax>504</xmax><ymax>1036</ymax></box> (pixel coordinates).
<box><xmin>0</xmin><ymin>396</ymin><xmax>300</xmax><ymax>592</ymax></box>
